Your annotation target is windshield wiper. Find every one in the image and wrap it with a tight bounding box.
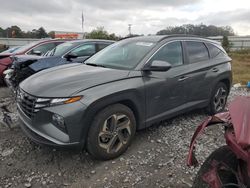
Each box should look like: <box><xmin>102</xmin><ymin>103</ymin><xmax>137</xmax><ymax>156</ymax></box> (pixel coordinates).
<box><xmin>85</xmin><ymin>63</ymin><xmax>106</xmax><ymax>68</ymax></box>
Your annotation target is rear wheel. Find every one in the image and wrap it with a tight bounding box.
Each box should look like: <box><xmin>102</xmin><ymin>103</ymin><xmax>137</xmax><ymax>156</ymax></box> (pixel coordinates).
<box><xmin>207</xmin><ymin>82</ymin><xmax>228</xmax><ymax>115</ymax></box>
<box><xmin>87</xmin><ymin>104</ymin><xmax>136</xmax><ymax>160</ymax></box>
<box><xmin>193</xmin><ymin>146</ymin><xmax>238</xmax><ymax>188</ymax></box>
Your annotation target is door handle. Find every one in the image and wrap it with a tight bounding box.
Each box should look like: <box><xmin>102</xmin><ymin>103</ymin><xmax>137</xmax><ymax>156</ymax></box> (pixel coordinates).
<box><xmin>178</xmin><ymin>76</ymin><xmax>189</xmax><ymax>81</ymax></box>
<box><xmin>212</xmin><ymin>68</ymin><xmax>219</xmax><ymax>72</ymax></box>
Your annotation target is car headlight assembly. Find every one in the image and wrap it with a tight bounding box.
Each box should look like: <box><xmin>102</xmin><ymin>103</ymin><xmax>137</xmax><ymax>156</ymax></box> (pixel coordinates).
<box><xmin>36</xmin><ymin>96</ymin><xmax>82</xmax><ymax>107</ymax></box>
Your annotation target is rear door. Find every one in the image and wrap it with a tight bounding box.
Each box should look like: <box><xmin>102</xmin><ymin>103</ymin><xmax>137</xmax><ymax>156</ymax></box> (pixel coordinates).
<box><xmin>183</xmin><ymin>41</ymin><xmax>212</xmax><ymax>104</ymax></box>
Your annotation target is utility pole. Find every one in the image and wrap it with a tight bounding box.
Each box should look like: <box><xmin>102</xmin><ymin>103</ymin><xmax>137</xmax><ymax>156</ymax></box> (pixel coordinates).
<box><xmin>128</xmin><ymin>24</ymin><xmax>132</xmax><ymax>36</ymax></box>
<box><xmin>81</xmin><ymin>11</ymin><xmax>84</xmax><ymax>39</ymax></box>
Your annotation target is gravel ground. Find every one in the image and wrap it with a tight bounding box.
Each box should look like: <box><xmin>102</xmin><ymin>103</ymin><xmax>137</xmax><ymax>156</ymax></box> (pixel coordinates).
<box><xmin>0</xmin><ymin>86</ymin><xmax>249</xmax><ymax>188</ymax></box>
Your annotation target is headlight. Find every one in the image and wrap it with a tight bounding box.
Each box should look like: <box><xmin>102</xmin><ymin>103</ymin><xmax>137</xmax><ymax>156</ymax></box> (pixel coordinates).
<box><xmin>36</xmin><ymin>96</ymin><xmax>82</xmax><ymax>107</ymax></box>
<box><xmin>3</xmin><ymin>69</ymin><xmax>14</xmax><ymax>75</ymax></box>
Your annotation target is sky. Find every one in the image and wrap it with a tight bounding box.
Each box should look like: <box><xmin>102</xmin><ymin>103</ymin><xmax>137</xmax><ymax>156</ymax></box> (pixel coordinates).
<box><xmin>0</xmin><ymin>0</ymin><xmax>250</xmax><ymax>36</ymax></box>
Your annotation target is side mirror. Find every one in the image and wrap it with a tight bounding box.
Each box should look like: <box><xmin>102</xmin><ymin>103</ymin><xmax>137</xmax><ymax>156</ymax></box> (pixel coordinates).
<box><xmin>32</xmin><ymin>50</ymin><xmax>42</xmax><ymax>56</ymax></box>
<box><xmin>143</xmin><ymin>60</ymin><xmax>172</xmax><ymax>72</ymax></box>
<box><xmin>65</xmin><ymin>52</ymin><xmax>78</xmax><ymax>61</ymax></box>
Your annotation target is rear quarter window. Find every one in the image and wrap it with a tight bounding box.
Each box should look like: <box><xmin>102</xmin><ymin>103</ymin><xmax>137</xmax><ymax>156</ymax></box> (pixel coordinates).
<box><xmin>186</xmin><ymin>41</ymin><xmax>209</xmax><ymax>63</ymax></box>
<box><xmin>206</xmin><ymin>43</ymin><xmax>227</xmax><ymax>58</ymax></box>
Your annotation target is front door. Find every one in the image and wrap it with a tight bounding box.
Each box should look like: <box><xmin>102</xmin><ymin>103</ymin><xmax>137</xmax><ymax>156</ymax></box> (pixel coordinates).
<box><xmin>143</xmin><ymin>41</ymin><xmax>189</xmax><ymax>124</ymax></box>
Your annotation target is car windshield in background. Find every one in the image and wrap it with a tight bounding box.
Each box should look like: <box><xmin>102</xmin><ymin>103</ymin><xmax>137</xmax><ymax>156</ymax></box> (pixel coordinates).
<box><xmin>85</xmin><ymin>40</ymin><xmax>156</xmax><ymax>70</ymax></box>
<box><xmin>0</xmin><ymin>46</ymin><xmax>21</xmax><ymax>54</ymax></box>
<box><xmin>13</xmin><ymin>41</ymin><xmax>42</xmax><ymax>54</ymax></box>
<box><xmin>48</xmin><ymin>42</ymin><xmax>76</xmax><ymax>56</ymax></box>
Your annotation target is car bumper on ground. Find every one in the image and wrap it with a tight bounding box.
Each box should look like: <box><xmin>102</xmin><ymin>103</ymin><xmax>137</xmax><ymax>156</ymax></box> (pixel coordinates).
<box><xmin>17</xmin><ymin>100</ymin><xmax>88</xmax><ymax>149</ymax></box>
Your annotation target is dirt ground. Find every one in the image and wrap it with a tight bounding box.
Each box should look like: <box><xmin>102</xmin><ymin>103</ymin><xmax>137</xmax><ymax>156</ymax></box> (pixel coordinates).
<box><xmin>0</xmin><ymin>86</ymin><xmax>249</xmax><ymax>188</ymax></box>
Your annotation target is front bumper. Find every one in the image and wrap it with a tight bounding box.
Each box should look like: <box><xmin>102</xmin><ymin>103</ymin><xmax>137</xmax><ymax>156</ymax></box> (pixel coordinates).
<box><xmin>18</xmin><ymin>100</ymin><xmax>88</xmax><ymax>149</ymax></box>
<box><xmin>4</xmin><ymin>75</ymin><xmax>16</xmax><ymax>94</ymax></box>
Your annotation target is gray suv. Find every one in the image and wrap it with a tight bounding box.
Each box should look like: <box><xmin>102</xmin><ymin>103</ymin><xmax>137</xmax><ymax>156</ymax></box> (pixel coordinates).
<box><xmin>17</xmin><ymin>35</ymin><xmax>232</xmax><ymax>160</ymax></box>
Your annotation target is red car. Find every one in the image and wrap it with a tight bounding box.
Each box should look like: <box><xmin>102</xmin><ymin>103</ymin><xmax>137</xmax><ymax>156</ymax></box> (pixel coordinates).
<box><xmin>187</xmin><ymin>96</ymin><xmax>250</xmax><ymax>187</ymax></box>
<box><xmin>0</xmin><ymin>39</ymin><xmax>68</xmax><ymax>85</ymax></box>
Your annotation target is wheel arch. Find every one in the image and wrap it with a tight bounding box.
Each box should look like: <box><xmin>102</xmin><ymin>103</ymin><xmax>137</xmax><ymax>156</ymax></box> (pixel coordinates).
<box><xmin>219</xmin><ymin>78</ymin><xmax>231</xmax><ymax>92</ymax></box>
<box><xmin>79</xmin><ymin>91</ymin><xmax>145</xmax><ymax>148</ymax></box>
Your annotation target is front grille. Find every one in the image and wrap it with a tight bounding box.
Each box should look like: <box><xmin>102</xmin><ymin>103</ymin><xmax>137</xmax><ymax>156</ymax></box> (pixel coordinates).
<box><xmin>17</xmin><ymin>89</ymin><xmax>50</xmax><ymax>118</ymax></box>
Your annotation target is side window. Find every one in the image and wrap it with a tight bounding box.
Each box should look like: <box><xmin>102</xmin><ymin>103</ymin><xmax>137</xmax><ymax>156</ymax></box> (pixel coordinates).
<box><xmin>97</xmin><ymin>43</ymin><xmax>110</xmax><ymax>52</ymax></box>
<box><xmin>70</xmin><ymin>44</ymin><xmax>96</xmax><ymax>57</ymax></box>
<box><xmin>206</xmin><ymin>43</ymin><xmax>226</xmax><ymax>58</ymax></box>
<box><xmin>28</xmin><ymin>43</ymin><xmax>56</xmax><ymax>55</ymax></box>
<box><xmin>151</xmin><ymin>41</ymin><xmax>183</xmax><ymax>66</ymax></box>
<box><xmin>186</xmin><ymin>41</ymin><xmax>209</xmax><ymax>63</ymax></box>
<box><xmin>54</xmin><ymin>42</ymin><xmax>63</xmax><ymax>47</ymax></box>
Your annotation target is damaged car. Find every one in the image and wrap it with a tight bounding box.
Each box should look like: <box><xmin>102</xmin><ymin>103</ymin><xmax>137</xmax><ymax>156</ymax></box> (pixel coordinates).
<box><xmin>17</xmin><ymin>35</ymin><xmax>232</xmax><ymax>160</ymax></box>
<box><xmin>4</xmin><ymin>39</ymin><xmax>114</xmax><ymax>91</ymax></box>
<box><xmin>187</xmin><ymin>96</ymin><xmax>250</xmax><ymax>187</ymax></box>
<box><xmin>0</xmin><ymin>39</ymin><xmax>67</xmax><ymax>85</ymax></box>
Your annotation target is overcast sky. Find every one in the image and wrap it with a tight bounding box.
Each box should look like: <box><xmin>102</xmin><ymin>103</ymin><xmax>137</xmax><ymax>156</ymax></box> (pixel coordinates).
<box><xmin>0</xmin><ymin>0</ymin><xmax>250</xmax><ymax>36</ymax></box>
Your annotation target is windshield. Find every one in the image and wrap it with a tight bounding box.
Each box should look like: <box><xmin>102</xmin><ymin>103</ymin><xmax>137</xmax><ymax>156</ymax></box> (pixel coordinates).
<box><xmin>14</xmin><ymin>41</ymin><xmax>42</xmax><ymax>53</ymax></box>
<box><xmin>85</xmin><ymin>39</ymin><xmax>156</xmax><ymax>70</ymax></box>
<box><xmin>48</xmin><ymin>42</ymin><xmax>76</xmax><ymax>56</ymax></box>
<box><xmin>0</xmin><ymin>46</ymin><xmax>21</xmax><ymax>54</ymax></box>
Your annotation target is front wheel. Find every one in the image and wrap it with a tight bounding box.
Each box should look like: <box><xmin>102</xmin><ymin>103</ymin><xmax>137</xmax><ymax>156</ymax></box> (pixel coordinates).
<box><xmin>87</xmin><ymin>104</ymin><xmax>136</xmax><ymax>160</ymax></box>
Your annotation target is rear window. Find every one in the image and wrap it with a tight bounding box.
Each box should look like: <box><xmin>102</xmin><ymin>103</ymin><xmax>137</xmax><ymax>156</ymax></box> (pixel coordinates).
<box><xmin>186</xmin><ymin>41</ymin><xmax>209</xmax><ymax>63</ymax></box>
<box><xmin>206</xmin><ymin>43</ymin><xmax>226</xmax><ymax>58</ymax></box>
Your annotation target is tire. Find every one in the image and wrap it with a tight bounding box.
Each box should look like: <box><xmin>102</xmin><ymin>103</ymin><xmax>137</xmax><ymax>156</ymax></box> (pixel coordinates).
<box><xmin>87</xmin><ymin>104</ymin><xmax>136</xmax><ymax>160</ymax></box>
<box><xmin>193</xmin><ymin>146</ymin><xmax>238</xmax><ymax>188</ymax></box>
<box><xmin>207</xmin><ymin>82</ymin><xmax>229</xmax><ymax>115</ymax></box>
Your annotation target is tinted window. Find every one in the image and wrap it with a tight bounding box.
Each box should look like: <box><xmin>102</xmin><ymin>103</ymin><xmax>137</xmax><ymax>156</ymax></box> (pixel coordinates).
<box><xmin>186</xmin><ymin>41</ymin><xmax>209</xmax><ymax>63</ymax></box>
<box><xmin>151</xmin><ymin>41</ymin><xmax>183</xmax><ymax>66</ymax></box>
<box><xmin>50</xmin><ymin>42</ymin><xmax>76</xmax><ymax>56</ymax></box>
<box><xmin>97</xmin><ymin>43</ymin><xmax>110</xmax><ymax>52</ymax></box>
<box><xmin>70</xmin><ymin>44</ymin><xmax>96</xmax><ymax>57</ymax></box>
<box><xmin>28</xmin><ymin>43</ymin><xmax>56</xmax><ymax>55</ymax></box>
<box><xmin>206</xmin><ymin>43</ymin><xmax>225</xmax><ymax>58</ymax></box>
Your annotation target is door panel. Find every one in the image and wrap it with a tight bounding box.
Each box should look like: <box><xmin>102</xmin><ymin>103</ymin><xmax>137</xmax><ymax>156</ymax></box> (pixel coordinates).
<box><xmin>144</xmin><ymin>64</ymin><xmax>190</xmax><ymax>121</ymax></box>
<box><xmin>184</xmin><ymin>41</ymin><xmax>212</xmax><ymax>104</ymax></box>
<box><xmin>144</xmin><ymin>41</ymin><xmax>189</xmax><ymax>122</ymax></box>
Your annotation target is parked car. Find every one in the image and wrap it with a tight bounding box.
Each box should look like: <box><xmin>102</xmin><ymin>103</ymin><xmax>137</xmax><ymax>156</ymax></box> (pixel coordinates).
<box><xmin>187</xmin><ymin>96</ymin><xmax>250</xmax><ymax>187</ymax></box>
<box><xmin>0</xmin><ymin>46</ymin><xmax>21</xmax><ymax>54</ymax></box>
<box><xmin>0</xmin><ymin>39</ymin><xmax>68</xmax><ymax>85</ymax></box>
<box><xmin>17</xmin><ymin>35</ymin><xmax>232</xmax><ymax>160</ymax></box>
<box><xmin>4</xmin><ymin>39</ymin><xmax>114</xmax><ymax>91</ymax></box>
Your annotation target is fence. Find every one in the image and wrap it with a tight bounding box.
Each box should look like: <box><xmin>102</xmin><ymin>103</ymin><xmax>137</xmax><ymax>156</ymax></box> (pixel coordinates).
<box><xmin>0</xmin><ymin>38</ymin><xmax>41</xmax><ymax>48</ymax></box>
<box><xmin>1</xmin><ymin>36</ymin><xmax>250</xmax><ymax>50</ymax></box>
<box><xmin>209</xmin><ymin>36</ymin><xmax>250</xmax><ymax>50</ymax></box>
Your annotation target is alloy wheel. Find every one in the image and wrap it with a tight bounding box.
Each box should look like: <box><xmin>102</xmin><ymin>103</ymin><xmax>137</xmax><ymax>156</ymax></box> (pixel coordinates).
<box><xmin>98</xmin><ymin>113</ymin><xmax>132</xmax><ymax>154</ymax></box>
<box><xmin>213</xmin><ymin>87</ymin><xmax>227</xmax><ymax>112</ymax></box>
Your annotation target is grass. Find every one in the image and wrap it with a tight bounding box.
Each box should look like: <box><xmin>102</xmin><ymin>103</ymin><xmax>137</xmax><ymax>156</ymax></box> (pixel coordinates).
<box><xmin>229</xmin><ymin>49</ymin><xmax>250</xmax><ymax>85</ymax></box>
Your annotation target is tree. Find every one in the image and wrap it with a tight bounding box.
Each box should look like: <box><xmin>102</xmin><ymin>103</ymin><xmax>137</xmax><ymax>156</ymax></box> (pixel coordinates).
<box><xmin>9</xmin><ymin>25</ymin><xmax>22</xmax><ymax>37</ymax></box>
<box><xmin>222</xmin><ymin>36</ymin><xmax>231</xmax><ymax>52</ymax></box>
<box><xmin>156</xmin><ymin>24</ymin><xmax>235</xmax><ymax>37</ymax></box>
<box><xmin>36</xmin><ymin>27</ymin><xmax>49</xmax><ymax>38</ymax></box>
<box><xmin>86</xmin><ymin>27</ymin><xmax>109</xmax><ymax>39</ymax></box>
<box><xmin>0</xmin><ymin>27</ymin><xmax>4</xmax><ymax>37</ymax></box>
<box><xmin>48</xmin><ymin>31</ymin><xmax>55</xmax><ymax>39</ymax></box>
<box><xmin>86</xmin><ymin>27</ymin><xmax>119</xmax><ymax>40</ymax></box>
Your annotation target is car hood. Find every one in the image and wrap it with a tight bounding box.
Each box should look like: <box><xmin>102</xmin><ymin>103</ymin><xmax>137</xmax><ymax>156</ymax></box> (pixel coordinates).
<box><xmin>13</xmin><ymin>55</ymin><xmax>65</xmax><ymax>72</ymax></box>
<box><xmin>20</xmin><ymin>63</ymin><xmax>130</xmax><ymax>97</ymax></box>
<box><xmin>0</xmin><ymin>53</ymin><xmax>12</xmax><ymax>59</ymax></box>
